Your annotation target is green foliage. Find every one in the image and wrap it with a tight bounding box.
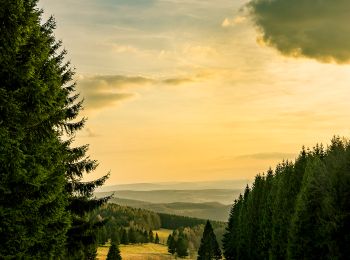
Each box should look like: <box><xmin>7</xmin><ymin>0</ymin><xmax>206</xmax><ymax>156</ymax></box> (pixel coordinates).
<box><xmin>158</xmin><ymin>213</ymin><xmax>207</xmax><ymax>229</ymax></box>
<box><xmin>167</xmin><ymin>230</ymin><xmax>189</xmax><ymax>258</ymax></box>
<box><xmin>167</xmin><ymin>235</ymin><xmax>176</xmax><ymax>254</ymax></box>
<box><xmin>197</xmin><ymin>220</ymin><xmax>221</xmax><ymax>260</ymax></box>
<box><xmin>223</xmin><ymin>137</ymin><xmax>350</xmax><ymax>260</ymax></box>
<box><xmin>106</xmin><ymin>243</ymin><xmax>122</xmax><ymax>260</ymax></box>
<box><xmin>0</xmin><ymin>1</ymin><xmax>108</xmax><ymax>258</ymax></box>
<box><xmin>120</xmin><ymin>229</ymin><xmax>129</xmax><ymax>245</ymax></box>
<box><xmin>177</xmin><ymin>236</ymin><xmax>189</xmax><ymax>258</ymax></box>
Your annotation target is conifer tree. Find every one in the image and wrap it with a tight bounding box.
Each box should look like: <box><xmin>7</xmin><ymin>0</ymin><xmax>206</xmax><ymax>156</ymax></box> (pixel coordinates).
<box><xmin>288</xmin><ymin>157</ymin><xmax>334</xmax><ymax>259</ymax></box>
<box><xmin>155</xmin><ymin>233</ymin><xmax>160</xmax><ymax>244</ymax></box>
<box><xmin>197</xmin><ymin>220</ymin><xmax>221</xmax><ymax>260</ymax></box>
<box><xmin>128</xmin><ymin>228</ymin><xmax>137</xmax><ymax>244</ymax></box>
<box><xmin>167</xmin><ymin>234</ymin><xmax>176</xmax><ymax>254</ymax></box>
<box><xmin>106</xmin><ymin>243</ymin><xmax>122</xmax><ymax>260</ymax></box>
<box><xmin>0</xmin><ymin>0</ymin><xmax>109</xmax><ymax>258</ymax></box>
<box><xmin>143</xmin><ymin>230</ymin><xmax>149</xmax><ymax>243</ymax></box>
<box><xmin>176</xmin><ymin>236</ymin><xmax>189</xmax><ymax>258</ymax></box>
<box><xmin>223</xmin><ymin>195</ymin><xmax>243</xmax><ymax>260</ymax></box>
<box><xmin>120</xmin><ymin>229</ymin><xmax>129</xmax><ymax>245</ymax></box>
<box><xmin>149</xmin><ymin>230</ymin><xmax>154</xmax><ymax>243</ymax></box>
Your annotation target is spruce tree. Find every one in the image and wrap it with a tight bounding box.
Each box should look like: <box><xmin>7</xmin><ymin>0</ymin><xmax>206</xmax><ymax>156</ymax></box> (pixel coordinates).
<box><xmin>106</xmin><ymin>243</ymin><xmax>122</xmax><ymax>260</ymax></box>
<box><xmin>0</xmin><ymin>1</ymin><xmax>69</xmax><ymax>258</ymax></box>
<box><xmin>155</xmin><ymin>233</ymin><xmax>160</xmax><ymax>244</ymax></box>
<box><xmin>167</xmin><ymin>234</ymin><xmax>176</xmax><ymax>254</ymax></box>
<box><xmin>149</xmin><ymin>230</ymin><xmax>154</xmax><ymax>243</ymax></box>
<box><xmin>197</xmin><ymin>220</ymin><xmax>221</xmax><ymax>260</ymax></box>
<box><xmin>0</xmin><ymin>1</ymin><xmax>109</xmax><ymax>258</ymax></box>
<box><xmin>176</xmin><ymin>236</ymin><xmax>189</xmax><ymax>258</ymax></box>
<box><xmin>223</xmin><ymin>195</ymin><xmax>243</xmax><ymax>260</ymax></box>
<box><xmin>120</xmin><ymin>229</ymin><xmax>129</xmax><ymax>245</ymax></box>
<box><xmin>287</xmin><ymin>158</ymin><xmax>332</xmax><ymax>259</ymax></box>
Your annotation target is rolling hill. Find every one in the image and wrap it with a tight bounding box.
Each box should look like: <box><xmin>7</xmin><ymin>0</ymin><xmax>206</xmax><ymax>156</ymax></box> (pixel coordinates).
<box><xmin>105</xmin><ymin>197</ymin><xmax>231</xmax><ymax>222</ymax></box>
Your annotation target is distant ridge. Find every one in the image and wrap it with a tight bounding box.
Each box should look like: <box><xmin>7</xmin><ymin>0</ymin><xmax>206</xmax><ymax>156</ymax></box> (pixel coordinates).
<box><xmin>97</xmin><ymin>179</ymin><xmax>251</xmax><ymax>192</ymax></box>
<box><xmin>96</xmin><ymin>189</ymin><xmax>242</xmax><ymax>205</ymax></box>
<box><xmin>106</xmin><ymin>197</ymin><xmax>231</xmax><ymax>222</ymax></box>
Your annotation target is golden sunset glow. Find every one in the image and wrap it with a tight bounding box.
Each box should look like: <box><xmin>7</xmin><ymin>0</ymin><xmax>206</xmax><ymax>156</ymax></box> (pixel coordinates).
<box><xmin>39</xmin><ymin>0</ymin><xmax>350</xmax><ymax>184</ymax></box>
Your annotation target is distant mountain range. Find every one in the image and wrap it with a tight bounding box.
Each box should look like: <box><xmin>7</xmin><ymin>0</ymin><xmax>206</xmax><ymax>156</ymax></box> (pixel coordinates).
<box><xmin>95</xmin><ymin>180</ymin><xmax>249</xmax><ymax>222</ymax></box>
<box><xmin>97</xmin><ymin>179</ymin><xmax>251</xmax><ymax>192</ymax></box>
<box><xmin>96</xmin><ymin>189</ymin><xmax>242</xmax><ymax>205</ymax></box>
<box><xmin>106</xmin><ymin>197</ymin><xmax>231</xmax><ymax>222</ymax></box>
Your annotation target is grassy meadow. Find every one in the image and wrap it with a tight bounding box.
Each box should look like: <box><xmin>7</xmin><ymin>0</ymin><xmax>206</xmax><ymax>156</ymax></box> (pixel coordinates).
<box><xmin>96</xmin><ymin>229</ymin><xmax>197</xmax><ymax>260</ymax></box>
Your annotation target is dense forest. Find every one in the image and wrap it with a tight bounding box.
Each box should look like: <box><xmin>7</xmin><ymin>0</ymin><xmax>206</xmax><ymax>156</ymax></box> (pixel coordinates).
<box><xmin>91</xmin><ymin>203</ymin><xmax>225</xmax><ymax>249</ymax></box>
<box><xmin>223</xmin><ymin>137</ymin><xmax>350</xmax><ymax>260</ymax></box>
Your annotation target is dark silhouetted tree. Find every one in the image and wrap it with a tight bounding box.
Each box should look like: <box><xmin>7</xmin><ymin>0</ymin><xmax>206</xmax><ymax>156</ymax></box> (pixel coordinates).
<box><xmin>198</xmin><ymin>220</ymin><xmax>221</xmax><ymax>260</ymax></box>
<box><xmin>106</xmin><ymin>243</ymin><xmax>122</xmax><ymax>260</ymax></box>
<box><xmin>155</xmin><ymin>233</ymin><xmax>160</xmax><ymax>244</ymax></box>
<box><xmin>149</xmin><ymin>230</ymin><xmax>154</xmax><ymax>243</ymax></box>
<box><xmin>167</xmin><ymin>234</ymin><xmax>176</xmax><ymax>254</ymax></box>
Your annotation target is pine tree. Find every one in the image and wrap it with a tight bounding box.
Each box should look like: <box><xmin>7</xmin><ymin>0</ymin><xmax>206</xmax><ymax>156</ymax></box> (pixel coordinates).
<box><xmin>143</xmin><ymin>230</ymin><xmax>149</xmax><ymax>243</ymax></box>
<box><xmin>155</xmin><ymin>233</ymin><xmax>160</xmax><ymax>244</ymax></box>
<box><xmin>176</xmin><ymin>236</ymin><xmax>189</xmax><ymax>258</ymax></box>
<box><xmin>0</xmin><ymin>1</ymin><xmax>71</xmax><ymax>258</ymax></box>
<box><xmin>223</xmin><ymin>195</ymin><xmax>243</xmax><ymax>260</ymax></box>
<box><xmin>167</xmin><ymin>234</ymin><xmax>176</xmax><ymax>254</ymax></box>
<box><xmin>149</xmin><ymin>230</ymin><xmax>154</xmax><ymax>243</ymax></box>
<box><xmin>0</xmin><ymin>0</ymin><xmax>110</xmax><ymax>258</ymax></box>
<box><xmin>288</xmin><ymin>157</ymin><xmax>334</xmax><ymax>259</ymax></box>
<box><xmin>120</xmin><ymin>229</ymin><xmax>129</xmax><ymax>245</ymax></box>
<box><xmin>106</xmin><ymin>243</ymin><xmax>122</xmax><ymax>260</ymax></box>
<box><xmin>197</xmin><ymin>220</ymin><xmax>221</xmax><ymax>260</ymax></box>
<box><xmin>128</xmin><ymin>228</ymin><xmax>137</xmax><ymax>244</ymax></box>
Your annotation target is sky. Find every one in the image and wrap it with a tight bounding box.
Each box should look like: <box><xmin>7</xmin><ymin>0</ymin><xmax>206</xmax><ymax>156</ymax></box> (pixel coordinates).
<box><xmin>39</xmin><ymin>0</ymin><xmax>350</xmax><ymax>185</ymax></box>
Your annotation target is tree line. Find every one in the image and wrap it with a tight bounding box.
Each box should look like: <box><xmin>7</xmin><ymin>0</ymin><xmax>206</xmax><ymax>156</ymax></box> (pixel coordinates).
<box><xmin>223</xmin><ymin>137</ymin><xmax>350</xmax><ymax>260</ymax></box>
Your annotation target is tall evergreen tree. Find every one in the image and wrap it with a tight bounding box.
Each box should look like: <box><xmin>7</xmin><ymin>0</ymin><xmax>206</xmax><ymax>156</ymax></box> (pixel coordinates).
<box><xmin>223</xmin><ymin>195</ymin><xmax>243</xmax><ymax>260</ymax></box>
<box><xmin>167</xmin><ymin>234</ymin><xmax>176</xmax><ymax>254</ymax></box>
<box><xmin>0</xmin><ymin>1</ymin><xmax>65</xmax><ymax>258</ymax></box>
<box><xmin>176</xmin><ymin>236</ymin><xmax>189</xmax><ymax>258</ymax></box>
<box><xmin>287</xmin><ymin>158</ymin><xmax>333</xmax><ymax>259</ymax></box>
<box><xmin>197</xmin><ymin>220</ymin><xmax>221</xmax><ymax>260</ymax></box>
<box><xmin>0</xmin><ymin>1</ymin><xmax>109</xmax><ymax>258</ymax></box>
<box><xmin>106</xmin><ymin>243</ymin><xmax>122</xmax><ymax>260</ymax></box>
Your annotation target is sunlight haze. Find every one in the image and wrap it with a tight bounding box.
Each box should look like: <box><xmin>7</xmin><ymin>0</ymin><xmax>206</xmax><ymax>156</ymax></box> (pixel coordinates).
<box><xmin>39</xmin><ymin>0</ymin><xmax>350</xmax><ymax>184</ymax></box>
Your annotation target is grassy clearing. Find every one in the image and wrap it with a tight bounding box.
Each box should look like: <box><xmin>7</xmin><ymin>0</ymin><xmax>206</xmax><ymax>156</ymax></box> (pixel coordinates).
<box><xmin>97</xmin><ymin>243</ymin><xmax>174</xmax><ymax>260</ymax></box>
<box><xmin>96</xmin><ymin>229</ymin><xmax>196</xmax><ymax>260</ymax></box>
<box><xmin>154</xmin><ymin>229</ymin><xmax>172</xmax><ymax>245</ymax></box>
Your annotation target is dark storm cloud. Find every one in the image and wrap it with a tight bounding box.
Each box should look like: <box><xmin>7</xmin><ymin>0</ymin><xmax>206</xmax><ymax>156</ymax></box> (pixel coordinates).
<box><xmin>248</xmin><ymin>0</ymin><xmax>350</xmax><ymax>63</ymax></box>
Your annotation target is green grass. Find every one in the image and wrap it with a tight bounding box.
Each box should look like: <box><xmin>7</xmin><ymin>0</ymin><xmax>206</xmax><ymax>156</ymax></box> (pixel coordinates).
<box><xmin>97</xmin><ymin>243</ymin><xmax>173</xmax><ymax>260</ymax></box>
<box><xmin>97</xmin><ymin>229</ymin><xmax>196</xmax><ymax>260</ymax></box>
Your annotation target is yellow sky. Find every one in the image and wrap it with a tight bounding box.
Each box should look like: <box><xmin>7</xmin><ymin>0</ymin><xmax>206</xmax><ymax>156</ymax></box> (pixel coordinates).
<box><xmin>39</xmin><ymin>0</ymin><xmax>350</xmax><ymax>184</ymax></box>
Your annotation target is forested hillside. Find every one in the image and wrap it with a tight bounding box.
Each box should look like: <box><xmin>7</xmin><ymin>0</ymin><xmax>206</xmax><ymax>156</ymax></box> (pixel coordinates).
<box><xmin>91</xmin><ymin>203</ymin><xmax>226</xmax><ymax>249</ymax></box>
<box><xmin>223</xmin><ymin>137</ymin><xmax>350</xmax><ymax>260</ymax></box>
